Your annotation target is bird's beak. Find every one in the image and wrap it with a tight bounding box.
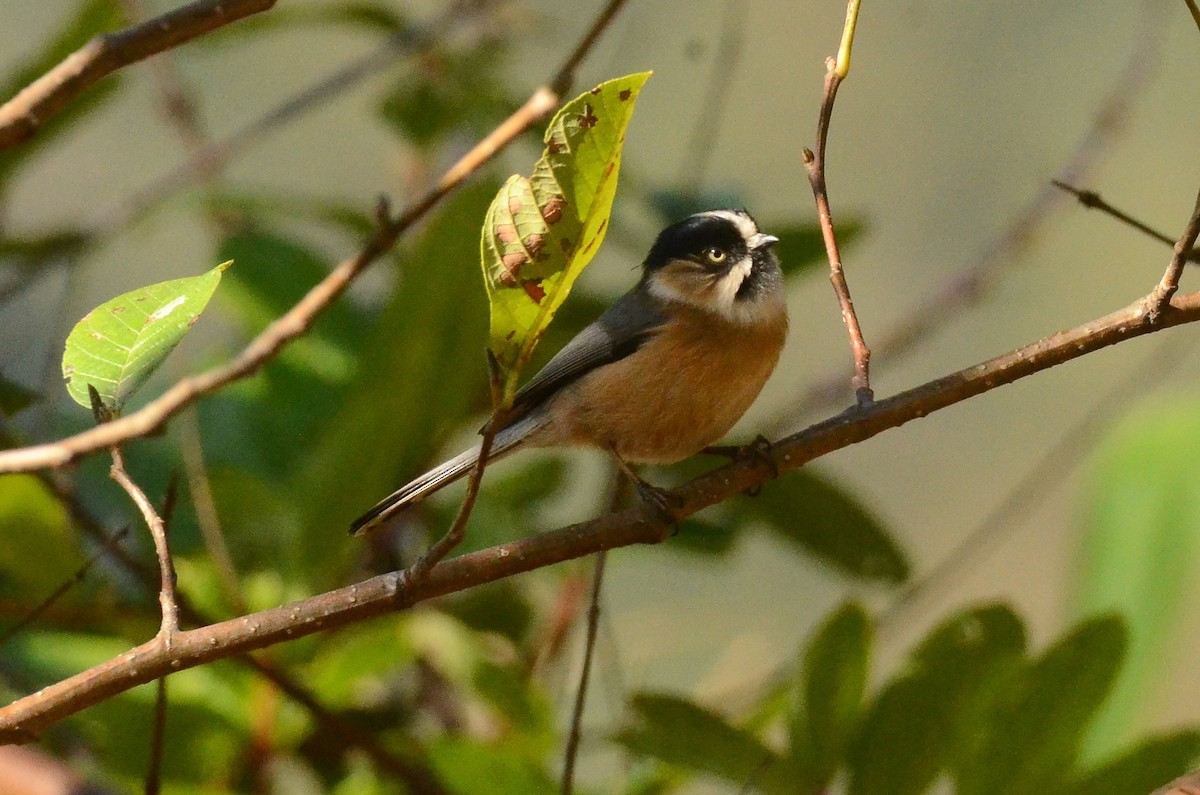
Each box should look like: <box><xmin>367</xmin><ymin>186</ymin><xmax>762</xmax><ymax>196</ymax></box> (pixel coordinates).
<box><xmin>750</xmin><ymin>233</ymin><xmax>779</xmax><ymax>249</ymax></box>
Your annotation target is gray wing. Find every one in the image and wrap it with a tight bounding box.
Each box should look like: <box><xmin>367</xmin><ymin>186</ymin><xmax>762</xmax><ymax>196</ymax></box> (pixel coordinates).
<box><xmin>509</xmin><ymin>287</ymin><xmax>667</xmax><ymax>417</ymax></box>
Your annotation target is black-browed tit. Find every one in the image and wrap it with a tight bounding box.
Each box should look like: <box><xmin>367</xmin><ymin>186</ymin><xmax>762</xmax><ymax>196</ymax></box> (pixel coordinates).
<box><xmin>350</xmin><ymin>209</ymin><xmax>788</xmax><ymax>535</ymax></box>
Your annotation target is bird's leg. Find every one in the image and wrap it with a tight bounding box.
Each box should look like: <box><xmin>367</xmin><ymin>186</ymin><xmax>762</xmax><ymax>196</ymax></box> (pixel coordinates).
<box><xmin>607</xmin><ymin>447</ymin><xmax>681</xmax><ymax>523</ymax></box>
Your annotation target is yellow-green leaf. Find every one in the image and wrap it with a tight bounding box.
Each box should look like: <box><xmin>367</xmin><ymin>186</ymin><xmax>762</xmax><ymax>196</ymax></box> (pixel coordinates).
<box><xmin>61</xmin><ymin>262</ymin><xmax>231</xmax><ymax>412</ymax></box>
<box><xmin>481</xmin><ymin>72</ymin><xmax>651</xmax><ymax>402</ymax></box>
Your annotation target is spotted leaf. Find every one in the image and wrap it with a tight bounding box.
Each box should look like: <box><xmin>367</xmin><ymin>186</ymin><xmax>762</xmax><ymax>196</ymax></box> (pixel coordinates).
<box><xmin>482</xmin><ymin>72</ymin><xmax>651</xmax><ymax>402</ymax></box>
<box><xmin>62</xmin><ymin>262</ymin><xmax>231</xmax><ymax>412</ymax></box>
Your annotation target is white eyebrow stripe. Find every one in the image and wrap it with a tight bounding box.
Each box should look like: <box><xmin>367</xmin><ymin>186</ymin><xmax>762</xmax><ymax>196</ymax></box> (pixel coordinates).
<box><xmin>698</xmin><ymin>210</ymin><xmax>758</xmax><ymax>240</ymax></box>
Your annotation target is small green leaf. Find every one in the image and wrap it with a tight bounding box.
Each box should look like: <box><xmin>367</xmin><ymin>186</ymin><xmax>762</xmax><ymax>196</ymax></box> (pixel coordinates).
<box><xmin>482</xmin><ymin>72</ymin><xmax>651</xmax><ymax>401</ymax></box>
<box><xmin>616</xmin><ymin>693</ymin><xmax>799</xmax><ymax>795</ymax></box>
<box><xmin>748</xmin><ymin>469</ymin><xmax>909</xmax><ymax>583</ymax></box>
<box><xmin>1066</xmin><ymin>731</ymin><xmax>1200</xmax><ymax>795</ymax></box>
<box><xmin>957</xmin><ymin>615</ymin><xmax>1126</xmax><ymax>795</ymax></box>
<box><xmin>790</xmin><ymin>602</ymin><xmax>872</xmax><ymax>789</ymax></box>
<box><xmin>61</xmin><ymin>262</ymin><xmax>230</xmax><ymax>412</ymax></box>
<box><xmin>848</xmin><ymin>604</ymin><xmax>1026</xmax><ymax>795</ymax></box>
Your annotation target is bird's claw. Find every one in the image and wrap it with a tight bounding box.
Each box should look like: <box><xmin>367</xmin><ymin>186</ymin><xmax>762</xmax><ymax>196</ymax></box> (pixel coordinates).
<box><xmin>633</xmin><ymin>479</ymin><xmax>682</xmax><ymax>525</ymax></box>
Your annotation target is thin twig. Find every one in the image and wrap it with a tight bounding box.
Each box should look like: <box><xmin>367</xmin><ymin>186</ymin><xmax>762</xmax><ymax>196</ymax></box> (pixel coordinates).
<box><xmin>1184</xmin><ymin>0</ymin><xmax>1200</xmax><ymax>33</ymax></box>
<box><xmin>549</xmin><ymin>0</ymin><xmax>631</xmax><ymax>96</ymax></box>
<box><xmin>1052</xmin><ymin>180</ymin><xmax>1199</xmax><ymax>256</ymax></box>
<box><xmin>1147</xmin><ymin>189</ymin><xmax>1200</xmax><ymax>317</ymax></box>
<box><xmin>10</xmin><ymin>279</ymin><xmax>1200</xmax><ymax>740</ymax></box>
<box><xmin>0</xmin><ymin>527</ymin><xmax>129</xmax><ymax>648</ymax></box>
<box><xmin>773</xmin><ymin>3</ymin><xmax>1165</xmax><ymax>423</ymax></box>
<box><xmin>144</xmin><ymin>677</ymin><xmax>166</xmax><ymax>795</ymax></box>
<box><xmin>803</xmin><ymin>0</ymin><xmax>872</xmax><ymax>406</ymax></box>
<box><xmin>408</xmin><ymin>424</ymin><xmax>499</xmax><ymax>579</ymax></box>
<box><xmin>0</xmin><ymin>0</ymin><xmax>277</xmax><ymax>150</ymax></box>
<box><xmin>109</xmin><ymin>446</ymin><xmax>179</xmax><ymax>644</ymax></box>
<box><xmin>560</xmin><ymin>550</ymin><xmax>607</xmax><ymax>795</ymax></box>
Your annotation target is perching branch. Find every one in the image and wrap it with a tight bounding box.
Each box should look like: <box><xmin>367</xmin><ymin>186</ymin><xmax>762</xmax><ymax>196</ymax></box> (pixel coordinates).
<box><xmin>0</xmin><ymin>0</ymin><xmax>277</xmax><ymax>151</ymax></box>
<box><xmin>7</xmin><ymin>255</ymin><xmax>1200</xmax><ymax>740</ymax></box>
<box><xmin>803</xmin><ymin>0</ymin><xmax>873</xmax><ymax>405</ymax></box>
<box><xmin>0</xmin><ymin>0</ymin><xmax>634</xmax><ymax>476</ymax></box>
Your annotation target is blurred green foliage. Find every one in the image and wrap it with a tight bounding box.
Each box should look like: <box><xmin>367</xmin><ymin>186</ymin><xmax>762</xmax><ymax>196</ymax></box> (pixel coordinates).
<box><xmin>619</xmin><ymin>604</ymin><xmax>1200</xmax><ymax>795</ymax></box>
<box><xmin>1075</xmin><ymin>394</ymin><xmax>1200</xmax><ymax>764</ymax></box>
<box><xmin>0</xmin><ymin>2</ymin><xmax>1196</xmax><ymax>793</ymax></box>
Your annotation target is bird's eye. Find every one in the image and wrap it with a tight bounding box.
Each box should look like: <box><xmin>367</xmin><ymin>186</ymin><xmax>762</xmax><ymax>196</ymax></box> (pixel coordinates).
<box><xmin>703</xmin><ymin>247</ymin><xmax>727</xmax><ymax>265</ymax></box>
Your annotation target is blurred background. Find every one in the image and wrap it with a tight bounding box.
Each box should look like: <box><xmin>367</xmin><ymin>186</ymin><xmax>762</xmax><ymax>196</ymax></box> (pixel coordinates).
<box><xmin>1</xmin><ymin>1</ymin><xmax>1199</xmax><ymax>792</ymax></box>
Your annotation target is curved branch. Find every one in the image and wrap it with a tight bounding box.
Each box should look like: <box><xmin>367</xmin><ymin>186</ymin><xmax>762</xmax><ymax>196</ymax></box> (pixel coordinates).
<box><xmin>0</xmin><ymin>0</ymin><xmax>277</xmax><ymax>151</ymax></box>
<box><xmin>5</xmin><ymin>283</ymin><xmax>1200</xmax><ymax>742</ymax></box>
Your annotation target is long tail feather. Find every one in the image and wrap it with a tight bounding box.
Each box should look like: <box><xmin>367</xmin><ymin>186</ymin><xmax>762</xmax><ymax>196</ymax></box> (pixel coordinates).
<box><xmin>348</xmin><ymin>418</ymin><xmax>534</xmax><ymax>535</ymax></box>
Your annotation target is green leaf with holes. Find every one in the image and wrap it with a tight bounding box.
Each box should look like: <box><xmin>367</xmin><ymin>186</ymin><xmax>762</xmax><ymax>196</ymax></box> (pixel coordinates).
<box><xmin>61</xmin><ymin>262</ymin><xmax>231</xmax><ymax>412</ymax></box>
<box><xmin>482</xmin><ymin>72</ymin><xmax>651</xmax><ymax>402</ymax></box>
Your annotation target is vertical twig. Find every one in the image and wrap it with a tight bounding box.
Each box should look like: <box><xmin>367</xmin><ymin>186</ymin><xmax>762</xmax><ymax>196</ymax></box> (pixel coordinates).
<box><xmin>106</xmin><ymin>441</ymin><xmax>179</xmax><ymax>644</ymax></box>
<box><xmin>407</xmin><ymin>356</ymin><xmax>507</xmax><ymax>580</ymax></box>
<box><xmin>803</xmin><ymin>0</ymin><xmax>872</xmax><ymax>406</ymax></box>
<box><xmin>144</xmin><ymin>677</ymin><xmax>167</xmax><ymax>795</ymax></box>
<box><xmin>560</xmin><ymin>550</ymin><xmax>607</xmax><ymax>795</ymax></box>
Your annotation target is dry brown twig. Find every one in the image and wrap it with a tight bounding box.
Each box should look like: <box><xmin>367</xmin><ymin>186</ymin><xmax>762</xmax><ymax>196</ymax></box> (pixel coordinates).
<box><xmin>1055</xmin><ymin>180</ymin><xmax>1200</xmax><ymax>264</ymax></box>
<box><xmin>106</xmin><ymin>446</ymin><xmax>179</xmax><ymax>643</ymax></box>
<box><xmin>774</xmin><ymin>1</ymin><xmax>1165</xmax><ymax>423</ymax></box>
<box><xmin>803</xmin><ymin>0</ymin><xmax>873</xmax><ymax>406</ymax></box>
<box><xmin>560</xmin><ymin>549</ymin><xmax>607</xmax><ymax>795</ymax></box>
<box><xmin>0</xmin><ymin>0</ymin><xmax>277</xmax><ymax>151</ymax></box>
